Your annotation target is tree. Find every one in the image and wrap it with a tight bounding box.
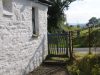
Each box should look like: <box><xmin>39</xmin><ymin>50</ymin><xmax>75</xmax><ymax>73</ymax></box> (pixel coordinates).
<box><xmin>91</xmin><ymin>30</ymin><xmax>100</xmax><ymax>54</ymax></box>
<box><xmin>95</xmin><ymin>18</ymin><xmax>100</xmax><ymax>27</ymax></box>
<box><xmin>86</xmin><ymin>17</ymin><xmax>99</xmax><ymax>54</ymax></box>
<box><xmin>48</xmin><ymin>0</ymin><xmax>76</xmax><ymax>33</ymax></box>
<box><xmin>87</xmin><ymin>17</ymin><xmax>98</xmax><ymax>27</ymax></box>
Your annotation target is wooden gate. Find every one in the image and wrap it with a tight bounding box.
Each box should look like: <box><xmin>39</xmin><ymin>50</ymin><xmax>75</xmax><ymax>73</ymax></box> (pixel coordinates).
<box><xmin>48</xmin><ymin>33</ymin><xmax>69</xmax><ymax>57</ymax></box>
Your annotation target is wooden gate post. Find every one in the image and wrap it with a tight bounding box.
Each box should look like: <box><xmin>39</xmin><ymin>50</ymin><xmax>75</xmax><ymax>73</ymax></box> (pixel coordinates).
<box><xmin>71</xmin><ymin>31</ymin><xmax>74</xmax><ymax>54</ymax></box>
<box><xmin>48</xmin><ymin>34</ymin><xmax>50</xmax><ymax>55</ymax></box>
<box><xmin>69</xmin><ymin>31</ymin><xmax>73</xmax><ymax>60</ymax></box>
<box><xmin>88</xmin><ymin>27</ymin><xmax>92</xmax><ymax>54</ymax></box>
<box><xmin>66</xmin><ymin>33</ymin><xmax>68</xmax><ymax>57</ymax></box>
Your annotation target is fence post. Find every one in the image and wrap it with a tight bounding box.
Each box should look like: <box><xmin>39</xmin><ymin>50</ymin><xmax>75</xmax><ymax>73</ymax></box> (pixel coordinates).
<box><xmin>69</xmin><ymin>31</ymin><xmax>73</xmax><ymax>60</ymax></box>
<box><xmin>88</xmin><ymin>26</ymin><xmax>92</xmax><ymax>54</ymax></box>
<box><xmin>66</xmin><ymin>33</ymin><xmax>68</xmax><ymax>57</ymax></box>
<box><xmin>48</xmin><ymin>34</ymin><xmax>50</xmax><ymax>55</ymax></box>
<box><xmin>71</xmin><ymin>31</ymin><xmax>74</xmax><ymax>54</ymax></box>
<box><xmin>56</xmin><ymin>34</ymin><xmax>59</xmax><ymax>55</ymax></box>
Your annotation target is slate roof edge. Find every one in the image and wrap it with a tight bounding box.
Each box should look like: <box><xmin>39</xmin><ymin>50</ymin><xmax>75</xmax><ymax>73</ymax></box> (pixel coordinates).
<box><xmin>37</xmin><ymin>1</ymin><xmax>52</xmax><ymax>7</ymax></box>
<box><xmin>31</xmin><ymin>0</ymin><xmax>52</xmax><ymax>6</ymax></box>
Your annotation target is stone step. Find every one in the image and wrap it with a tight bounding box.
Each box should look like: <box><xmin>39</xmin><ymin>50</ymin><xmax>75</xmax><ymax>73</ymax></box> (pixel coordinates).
<box><xmin>43</xmin><ymin>56</ymin><xmax>69</xmax><ymax>66</ymax></box>
<box><xmin>43</xmin><ymin>60</ymin><xmax>66</xmax><ymax>66</ymax></box>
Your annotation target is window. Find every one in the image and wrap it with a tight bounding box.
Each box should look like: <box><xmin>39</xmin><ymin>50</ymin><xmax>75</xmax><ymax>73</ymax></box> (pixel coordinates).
<box><xmin>32</xmin><ymin>8</ymin><xmax>36</xmax><ymax>34</ymax></box>
<box><xmin>2</xmin><ymin>0</ymin><xmax>13</xmax><ymax>16</ymax></box>
<box><xmin>32</xmin><ymin>8</ymin><xmax>38</xmax><ymax>37</ymax></box>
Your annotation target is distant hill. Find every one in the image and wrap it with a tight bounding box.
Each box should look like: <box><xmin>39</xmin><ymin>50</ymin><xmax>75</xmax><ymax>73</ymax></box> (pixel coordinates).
<box><xmin>68</xmin><ymin>23</ymin><xmax>86</xmax><ymax>26</ymax></box>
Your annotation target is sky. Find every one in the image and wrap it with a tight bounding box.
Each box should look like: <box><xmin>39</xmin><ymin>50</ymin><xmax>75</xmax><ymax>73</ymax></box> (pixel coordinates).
<box><xmin>65</xmin><ymin>0</ymin><xmax>100</xmax><ymax>25</ymax></box>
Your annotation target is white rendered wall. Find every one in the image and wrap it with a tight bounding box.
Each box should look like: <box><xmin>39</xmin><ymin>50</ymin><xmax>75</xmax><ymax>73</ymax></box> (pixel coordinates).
<box><xmin>0</xmin><ymin>0</ymin><xmax>48</xmax><ymax>75</ymax></box>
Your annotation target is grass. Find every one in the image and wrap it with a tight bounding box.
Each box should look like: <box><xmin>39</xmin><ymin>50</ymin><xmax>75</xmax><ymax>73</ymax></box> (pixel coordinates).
<box><xmin>61</xmin><ymin>25</ymin><xmax>80</xmax><ymax>31</ymax></box>
<box><xmin>67</xmin><ymin>54</ymin><xmax>100</xmax><ymax>75</ymax></box>
<box><xmin>50</xmin><ymin>26</ymin><xmax>100</xmax><ymax>48</ymax></box>
<box><xmin>74</xmin><ymin>52</ymin><xmax>87</xmax><ymax>60</ymax></box>
<box><xmin>73</xmin><ymin>27</ymin><xmax>100</xmax><ymax>48</ymax></box>
<box><xmin>49</xmin><ymin>57</ymin><xmax>69</xmax><ymax>62</ymax></box>
<box><xmin>80</xmin><ymin>29</ymin><xmax>88</xmax><ymax>36</ymax></box>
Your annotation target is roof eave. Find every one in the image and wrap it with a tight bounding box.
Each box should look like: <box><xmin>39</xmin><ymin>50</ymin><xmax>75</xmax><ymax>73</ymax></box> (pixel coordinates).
<box><xmin>37</xmin><ymin>1</ymin><xmax>51</xmax><ymax>7</ymax></box>
<box><xmin>30</xmin><ymin>0</ymin><xmax>52</xmax><ymax>6</ymax></box>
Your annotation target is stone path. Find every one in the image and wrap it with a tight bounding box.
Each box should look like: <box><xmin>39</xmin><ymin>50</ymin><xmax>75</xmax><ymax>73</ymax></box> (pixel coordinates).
<box><xmin>28</xmin><ymin>55</ymin><xmax>69</xmax><ymax>75</ymax></box>
<box><xmin>28</xmin><ymin>64</ymin><xmax>69</xmax><ymax>75</ymax></box>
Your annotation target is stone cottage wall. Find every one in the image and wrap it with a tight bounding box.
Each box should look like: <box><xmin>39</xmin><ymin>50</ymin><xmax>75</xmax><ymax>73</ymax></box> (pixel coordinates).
<box><xmin>0</xmin><ymin>0</ymin><xmax>48</xmax><ymax>75</ymax></box>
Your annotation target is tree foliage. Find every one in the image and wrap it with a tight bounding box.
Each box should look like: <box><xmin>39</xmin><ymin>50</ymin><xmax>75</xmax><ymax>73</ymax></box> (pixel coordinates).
<box><xmin>86</xmin><ymin>17</ymin><xmax>99</xmax><ymax>27</ymax></box>
<box><xmin>86</xmin><ymin>17</ymin><xmax>100</xmax><ymax>53</ymax></box>
<box><xmin>48</xmin><ymin>0</ymin><xmax>75</xmax><ymax>33</ymax></box>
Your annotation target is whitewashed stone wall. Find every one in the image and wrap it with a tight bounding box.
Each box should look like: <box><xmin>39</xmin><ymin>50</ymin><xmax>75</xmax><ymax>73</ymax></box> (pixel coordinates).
<box><xmin>0</xmin><ymin>0</ymin><xmax>48</xmax><ymax>75</ymax></box>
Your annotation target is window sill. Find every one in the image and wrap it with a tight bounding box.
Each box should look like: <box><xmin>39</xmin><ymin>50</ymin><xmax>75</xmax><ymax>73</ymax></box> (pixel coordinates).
<box><xmin>3</xmin><ymin>10</ymin><xmax>13</xmax><ymax>16</ymax></box>
<box><xmin>32</xmin><ymin>34</ymin><xmax>39</xmax><ymax>38</ymax></box>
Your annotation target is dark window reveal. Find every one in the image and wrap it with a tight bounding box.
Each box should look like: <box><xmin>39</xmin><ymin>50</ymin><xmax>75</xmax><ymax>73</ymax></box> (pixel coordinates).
<box><xmin>32</xmin><ymin>8</ymin><xmax>36</xmax><ymax>34</ymax></box>
<box><xmin>3</xmin><ymin>0</ymin><xmax>12</xmax><ymax>12</ymax></box>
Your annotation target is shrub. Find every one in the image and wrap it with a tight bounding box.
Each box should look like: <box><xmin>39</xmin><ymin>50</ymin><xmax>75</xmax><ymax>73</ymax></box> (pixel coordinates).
<box><xmin>67</xmin><ymin>54</ymin><xmax>100</xmax><ymax>75</ymax></box>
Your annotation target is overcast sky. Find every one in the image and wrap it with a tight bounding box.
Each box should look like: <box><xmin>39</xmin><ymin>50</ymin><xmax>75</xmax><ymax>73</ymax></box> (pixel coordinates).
<box><xmin>65</xmin><ymin>0</ymin><xmax>100</xmax><ymax>25</ymax></box>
